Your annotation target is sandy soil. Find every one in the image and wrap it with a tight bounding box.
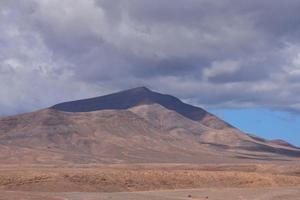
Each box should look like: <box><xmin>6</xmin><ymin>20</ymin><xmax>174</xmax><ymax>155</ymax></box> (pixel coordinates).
<box><xmin>0</xmin><ymin>163</ymin><xmax>299</xmax><ymax>200</ymax></box>
<box><xmin>1</xmin><ymin>187</ymin><xmax>300</xmax><ymax>200</ymax></box>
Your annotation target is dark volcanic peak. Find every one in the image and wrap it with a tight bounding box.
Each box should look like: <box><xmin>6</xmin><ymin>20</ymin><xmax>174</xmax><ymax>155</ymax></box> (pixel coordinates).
<box><xmin>52</xmin><ymin>86</ymin><xmax>209</xmax><ymax>121</ymax></box>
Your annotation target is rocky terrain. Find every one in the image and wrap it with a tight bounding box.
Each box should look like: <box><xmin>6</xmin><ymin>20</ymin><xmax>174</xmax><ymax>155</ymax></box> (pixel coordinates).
<box><xmin>0</xmin><ymin>87</ymin><xmax>299</xmax><ymax>164</ymax></box>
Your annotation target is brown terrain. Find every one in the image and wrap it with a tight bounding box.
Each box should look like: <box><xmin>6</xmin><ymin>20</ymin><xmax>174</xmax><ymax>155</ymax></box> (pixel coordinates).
<box><xmin>0</xmin><ymin>164</ymin><xmax>300</xmax><ymax>199</ymax></box>
<box><xmin>0</xmin><ymin>87</ymin><xmax>299</xmax><ymax>199</ymax></box>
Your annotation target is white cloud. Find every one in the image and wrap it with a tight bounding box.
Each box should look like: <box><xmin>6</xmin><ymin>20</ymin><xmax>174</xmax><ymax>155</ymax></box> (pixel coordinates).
<box><xmin>203</xmin><ymin>60</ymin><xmax>241</xmax><ymax>79</ymax></box>
<box><xmin>1</xmin><ymin>0</ymin><xmax>300</xmax><ymax>115</ymax></box>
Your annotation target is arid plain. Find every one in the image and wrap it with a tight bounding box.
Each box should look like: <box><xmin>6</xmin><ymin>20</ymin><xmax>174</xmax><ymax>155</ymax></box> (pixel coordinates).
<box><xmin>1</xmin><ymin>163</ymin><xmax>300</xmax><ymax>199</ymax></box>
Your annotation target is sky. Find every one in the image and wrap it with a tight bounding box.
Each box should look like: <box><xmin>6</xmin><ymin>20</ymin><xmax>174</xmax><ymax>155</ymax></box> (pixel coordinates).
<box><xmin>0</xmin><ymin>0</ymin><xmax>300</xmax><ymax>145</ymax></box>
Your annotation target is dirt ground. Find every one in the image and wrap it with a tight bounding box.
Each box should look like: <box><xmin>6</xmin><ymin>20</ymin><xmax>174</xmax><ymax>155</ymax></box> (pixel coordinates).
<box><xmin>0</xmin><ymin>163</ymin><xmax>300</xmax><ymax>200</ymax></box>
<box><xmin>1</xmin><ymin>187</ymin><xmax>300</xmax><ymax>200</ymax></box>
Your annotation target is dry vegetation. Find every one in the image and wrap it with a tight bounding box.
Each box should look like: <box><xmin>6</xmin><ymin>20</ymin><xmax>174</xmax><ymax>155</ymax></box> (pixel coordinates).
<box><xmin>0</xmin><ymin>164</ymin><xmax>300</xmax><ymax>193</ymax></box>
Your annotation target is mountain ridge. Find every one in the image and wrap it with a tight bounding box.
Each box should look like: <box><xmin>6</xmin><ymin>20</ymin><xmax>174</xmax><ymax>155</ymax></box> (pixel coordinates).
<box><xmin>51</xmin><ymin>86</ymin><xmax>232</xmax><ymax>130</ymax></box>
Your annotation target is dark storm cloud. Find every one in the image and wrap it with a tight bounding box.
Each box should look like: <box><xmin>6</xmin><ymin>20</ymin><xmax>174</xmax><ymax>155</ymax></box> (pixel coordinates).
<box><xmin>1</xmin><ymin>0</ymin><xmax>300</xmax><ymax>115</ymax></box>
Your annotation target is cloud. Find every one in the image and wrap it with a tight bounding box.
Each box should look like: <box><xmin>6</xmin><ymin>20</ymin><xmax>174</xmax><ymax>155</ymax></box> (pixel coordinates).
<box><xmin>1</xmin><ymin>0</ymin><xmax>300</xmax><ymax>115</ymax></box>
<box><xmin>203</xmin><ymin>60</ymin><xmax>241</xmax><ymax>81</ymax></box>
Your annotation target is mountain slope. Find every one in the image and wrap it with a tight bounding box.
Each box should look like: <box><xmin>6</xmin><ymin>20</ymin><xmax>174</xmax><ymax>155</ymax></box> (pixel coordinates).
<box><xmin>0</xmin><ymin>109</ymin><xmax>232</xmax><ymax>164</ymax></box>
<box><xmin>0</xmin><ymin>87</ymin><xmax>299</xmax><ymax>164</ymax></box>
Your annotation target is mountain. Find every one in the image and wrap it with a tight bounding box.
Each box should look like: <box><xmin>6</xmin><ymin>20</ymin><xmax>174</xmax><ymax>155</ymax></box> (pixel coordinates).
<box><xmin>52</xmin><ymin>87</ymin><xmax>231</xmax><ymax>129</ymax></box>
<box><xmin>0</xmin><ymin>87</ymin><xmax>299</xmax><ymax>164</ymax></box>
<box><xmin>268</xmin><ymin>139</ymin><xmax>300</xmax><ymax>149</ymax></box>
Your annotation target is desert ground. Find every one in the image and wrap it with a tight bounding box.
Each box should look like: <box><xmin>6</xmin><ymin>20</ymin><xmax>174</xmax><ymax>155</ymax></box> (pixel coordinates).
<box><xmin>1</xmin><ymin>187</ymin><xmax>300</xmax><ymax>200</ymax></box>
<box><xmin>0</xmin><ymin>163</ymin><xmax>300</xmax><ymax>200</ymax></box>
